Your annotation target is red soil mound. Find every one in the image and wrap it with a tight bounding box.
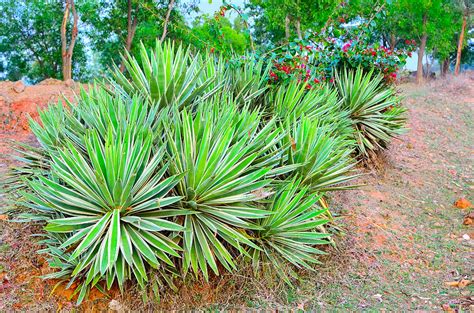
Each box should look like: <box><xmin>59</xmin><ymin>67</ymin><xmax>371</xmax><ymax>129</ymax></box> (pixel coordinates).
<box><xmin>0</xmin><ymin>79</ymin><xmax>84</xmax><ymax>133</ymax></box>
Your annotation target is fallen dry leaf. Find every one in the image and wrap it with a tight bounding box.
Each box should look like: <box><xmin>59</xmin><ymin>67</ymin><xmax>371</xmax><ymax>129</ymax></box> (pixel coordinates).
<box><xmin>463</xmin><ymin>212</ymin><xmax>474</xmax><ymax>225</ymax></box>
<box><xmin>454</xmin><ymin>198</ymin><xmax>472</xmax><ymax>209</ymax></box>
<box><xmin>445</xmin><ymin>279</ymin><xmax>471</xmax><ymax>288</ymax></box>
<box><xmin>445</xmin><ymin>281</ymin><xmax>459</xmax><ymax>287</ymax></box>
<box><xmin>0</xmin><ymin>214</ymin><xmax>8</xmax><ymax>221</ymax></box>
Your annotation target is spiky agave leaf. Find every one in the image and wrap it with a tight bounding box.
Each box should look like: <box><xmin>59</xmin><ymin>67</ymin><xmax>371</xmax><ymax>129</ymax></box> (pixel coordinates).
<box><xmin>108</xmin><ymin>40</ymin><xmax>217</xmax><ymax>110</ymax></box>
<box><xmin>282</xmin><ymin>117</ymin><xmax>359</xmax><ymax>192</ymax></box>
<box><xmin>270</xmin><ymin>80</ymin><xmax>347</xmax><ymax>123</ymax></box>
<box><xmin>226</xmin><ymin>54</ymin><xmax>271</xmax><ymax>106</ymax></box>
<box><xmin>335</xmin><ymin>66</ymin><xmax>408</xmax><ymax>157</ymax></box>
<box><xmin>28</xmin><ymin>85</ymin><xmax>165</xmax><ymax>153</ymax></box>
<box><xmin>250</xmin><ymin>179</ymin><xmax>331</xmax><ymax>283</ymax></box>
<box><xmin>164</xmin><ymin>105</ymin><xmax>286</xmax><ymax>280</ymax></box>
<box><xmin>25</xmin><ymin>126</ymin><xmax>184</xmax><ymax>303</ymax></box>
<box><xmin>1</xmin><ymin>142</ymin><xmax>50</xmax><ymax>209</ymax></box>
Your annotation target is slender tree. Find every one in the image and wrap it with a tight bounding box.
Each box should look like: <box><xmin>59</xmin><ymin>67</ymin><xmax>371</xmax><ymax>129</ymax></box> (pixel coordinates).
<box><xmin>0</xmin><ymin>0</ymin><xmax>89</xmax><ymax>82</ymax></box>
<box><xmin>60</xmin><ymin>0</ymin><xmax>79</xmax><ymax>80</ymax></box>
<box><xmin>160</xmin><ymin>0</ymin><xmax>176</xmax><ymax>42</ymax></box>
<box><xmin>454</xmin><ymin>0</ymin><xmax>471</xmax><ymax>75</ymax></box>
<box><xmin>119</xmin><ymin>0</ymin><xmax>138</xmax><ymax>71</ymax></box>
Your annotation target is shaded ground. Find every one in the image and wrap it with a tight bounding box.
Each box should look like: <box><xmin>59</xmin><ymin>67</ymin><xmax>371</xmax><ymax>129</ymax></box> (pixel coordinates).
<box><xmin>0</xmin><ymin>75</ymin><xmax>472</xmax><ymax>311</ymax></box>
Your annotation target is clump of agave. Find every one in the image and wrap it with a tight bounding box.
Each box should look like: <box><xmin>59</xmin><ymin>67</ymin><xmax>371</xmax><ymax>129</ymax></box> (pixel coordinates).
<box><xmin>6</xmin><ymin>41</ymin><xmax>406</xmax><ymax>303</ymax></box>
<box><xmin>335</xmin><ymin>67</ymin><xmax>407</xmax><ymax>157</ymax></box>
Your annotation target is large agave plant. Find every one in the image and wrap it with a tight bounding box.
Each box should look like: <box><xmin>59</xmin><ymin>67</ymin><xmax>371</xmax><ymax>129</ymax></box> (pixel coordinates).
<box><xmin>335</xmin><ymin>67</ymin><xmax>407</xmax><ymax>156</ymax></box>
<box><xmin>109</xmin><ymin>41</ymin><xmax>218</xmax><ymax>109</ymax></box>
<box><xmin>270</xmin><ymin>80</ymin><xmax>345</xmax><ymax>122</ymax></box>
<box><xmin>29</xmin><ymin>86</ymin><xmax>164</xmax><ymax>152</ymax></box>
<box><xmin>164</xmin><ymin>105</ymin><xmax>285</xmax><ymax>279</ymax></box>
<box><xmin>250</xmin><ymin>179</ymin><xmax>331</xmax><ymax>283</ymax></box>
<box><xmin>25</xmin><ymin>127</ymin><xmax>184</xmax><ymax>299</ymax></box>
<box><xmin>282</xmin><ymin>117</ymin><xmax>358</xmax><ymax>192</ymax></box>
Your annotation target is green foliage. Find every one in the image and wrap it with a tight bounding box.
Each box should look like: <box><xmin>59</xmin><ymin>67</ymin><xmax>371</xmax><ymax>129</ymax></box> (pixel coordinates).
<box><xmin>7</xmin><ymin>41</ymin><xmax>408</xmax><ymax>304</ymax></box>
<box><xmin>248</xmin><ymin>0</ymin><xmax>342</xmax><ymax>45</ymax></box>
<box><xmin>250</xmin><ymin>179</ymin><xmax>330</xmax><ymax>282</ymax></box>
<box><xmin>108</xmin><ymin>41</ymin><xmax>216</xmax><ymax>109</ymax></box>
<box><xmin>0</xmin><ymin>0</ymin><xmax>90</xmax><ymax>82</ymax></box>
<box><xmin>282</xmin><ymin>118</ymin><xmax>358</xmax><ymax>192</ymax></box>
<box><xmin>191</xmin><ymin>16</ymin><xmax>251</xmax><ymax>56</ymax></box>
<box><xmin>335</xmin><ymin>67</ymin><xmax>407</xmax><ymax>156</ymax></box>
<box><xmin>84</xmin><ymin>0</ymin><xmax>196</xmax><ymax>70</ymax></box>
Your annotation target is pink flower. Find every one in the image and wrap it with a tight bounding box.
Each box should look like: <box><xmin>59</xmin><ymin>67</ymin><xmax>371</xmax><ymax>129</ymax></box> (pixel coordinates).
<box><xmin>342</xmin><ymin>42</ymin><xmax>351</xmax><ymax>52</ymax></box>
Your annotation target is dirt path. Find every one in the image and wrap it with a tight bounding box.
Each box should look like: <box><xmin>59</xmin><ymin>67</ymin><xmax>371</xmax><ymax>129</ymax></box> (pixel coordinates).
<box><xmin>301</xmin><ymin>75</ymin><xmax>474</xmax><ymax>311</ymax></box>
<box><xmin>0</xmin><ymin>75</ymin><xmax>473</xmax><ymax>311</ymax></box>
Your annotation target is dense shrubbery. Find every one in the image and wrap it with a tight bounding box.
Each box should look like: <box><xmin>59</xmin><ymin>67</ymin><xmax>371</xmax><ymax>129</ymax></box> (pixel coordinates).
<box><xmin>264</xmin><ymin>20</ymin><xmax>416</xmax><ymax>87</ymax></box>
<box><xmin>8</xmin><ymin>41</ymin><xmax>407</xmax><ymax>303</ymax></box>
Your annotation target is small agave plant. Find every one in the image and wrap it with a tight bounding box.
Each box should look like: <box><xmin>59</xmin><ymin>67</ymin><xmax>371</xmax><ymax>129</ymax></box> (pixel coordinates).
<box><xmin>335</xmin><ymin>66</ymin><xmax>408</xmax><ymax>157</ymax></box>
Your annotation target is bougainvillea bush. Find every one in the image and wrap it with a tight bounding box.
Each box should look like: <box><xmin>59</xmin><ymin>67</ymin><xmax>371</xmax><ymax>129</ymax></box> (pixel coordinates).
<box><xmin>263</xmin><ymin>19</ymin><xmax>416</xmax><ymax>88</ymax></box>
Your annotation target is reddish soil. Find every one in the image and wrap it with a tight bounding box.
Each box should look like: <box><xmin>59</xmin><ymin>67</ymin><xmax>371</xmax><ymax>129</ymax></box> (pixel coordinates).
<box><xmin>0</xmin><ymin>74</ymin><xmax>472</xmax><ymax>311</ymax></box>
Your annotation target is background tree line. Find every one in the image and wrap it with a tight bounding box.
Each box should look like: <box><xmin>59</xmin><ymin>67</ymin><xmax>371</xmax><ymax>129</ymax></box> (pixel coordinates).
<box><xmin>0</xmin><ymin>0</ymin><xmax>471</xmax><ymax>84</ymax></box>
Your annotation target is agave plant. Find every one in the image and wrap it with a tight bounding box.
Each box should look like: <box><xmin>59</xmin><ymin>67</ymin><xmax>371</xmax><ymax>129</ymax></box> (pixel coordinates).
<box><xmin>28</xmin><ymin>86</ymin><xmax>165</xmax><ymax>153</ymax></box>
<box><xmin>250</xmin><ymin>179</ymin><xmax>331</xmax><ymax>282</ymax></box>
<box><xmin>25</xmin><ymin>127</ymin><xmax>184</xmax><ymax>301</ymax></box>
<box><xmin>6</xmin><ymin>38</ymin><xmax>377</xmax><ymax>304</ymax></box>
<box><xmin>282</xmin><ymin>117</ymin><xmax>358</xmax><ymax>192</ymax></box>
<box><xmin>108</xmin><ymin>41</ymin><xmax>218</xmax><ymax>110</ymax></box>
<box><xmin>164</xmin><ymin>105</ymin><xmax>286</xmax><ymax>279</ymax></box>
<box><xmin>227</xmin><ymin>54</ymin><xmax>271</xmax><ymax>106</ymax></box>
<box><xmin>335</xmin><ymin>67</ymin><xmax>407</xmax><ymax>156</ymax></box>
<box><xmin>270</xmin><ymin>80</ymin><xmax>345</xmax><ymax>122</ymax></box>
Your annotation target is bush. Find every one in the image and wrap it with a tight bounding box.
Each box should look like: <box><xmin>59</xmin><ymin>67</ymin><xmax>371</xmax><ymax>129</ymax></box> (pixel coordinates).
<box><xmin>7</xmin><ymin>41</ymin><xmax>406</xmax><ymax>303</ymax></box>
<box><xmin>335</xmin><ymin>67</ymin><xmax>407</xmax><ymax>157</ymax></box>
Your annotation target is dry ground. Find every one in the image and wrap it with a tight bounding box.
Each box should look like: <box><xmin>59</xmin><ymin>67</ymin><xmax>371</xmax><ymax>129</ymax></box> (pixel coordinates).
<box><xmin>0</xmin><ymin>74</ymin><xmax>473</xmax><ymax>311</ymax></box>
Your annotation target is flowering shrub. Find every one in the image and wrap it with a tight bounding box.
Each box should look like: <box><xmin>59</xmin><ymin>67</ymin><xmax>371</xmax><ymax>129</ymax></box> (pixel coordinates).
<box><xmin>265</xmin><ymin>22</ymin><xmax>416</xmax><ymax>88</ymax></box>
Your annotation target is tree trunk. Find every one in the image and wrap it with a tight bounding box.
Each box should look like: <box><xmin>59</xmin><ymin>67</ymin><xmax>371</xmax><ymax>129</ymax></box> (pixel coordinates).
<box><xmin>390</xmin><ymin>33</ymin><xmax>396</xmax><ymax>51</ymax></box>
<box><xmin>295</xmin><ymin>18</ymin><xmax>302</xmax><ymax>40</ymax></box>
<box><xmin>425</xmin><ymin>53</ymin><xmax>431</xmax><ymax>78</ymax></box>
<box><xmin>454</xmin><ymin>14</ymin><xmax>467</xmax><ymax>75</ymax></box>
<box><xmin>441</xmin><ymin>58</ymin><xmax>449</xmax><ymax>78</ymax></box>
<box><xmin>285</xmin><ymin>15</ymin><xmax>290</xmax><ymax>41</ymax></box>
<box><xmin>61</xmin><ymin>0</ymin><xmax>78</xmax><ymax>81</ymax></box>
<box><xmin>119</xmin><ymin>0</ymin><xmax>138</xmax><ymax>72</ymax></box>
<box><xmin>160</xmin><ymin>0</ymin><xmax>175</xmax><ymax>42</ymax></box>
<box><xmin>416</xmin><ymin>14</ymin><xmax>427</xmax><ymax>85</ymax></box>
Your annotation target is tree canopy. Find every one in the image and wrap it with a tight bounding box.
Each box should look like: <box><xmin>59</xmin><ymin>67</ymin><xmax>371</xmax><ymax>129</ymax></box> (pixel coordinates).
<box><xmin>0</xmin><ymin>0</ymin><xmax>471</xmax><ymax>83</ymax></box>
